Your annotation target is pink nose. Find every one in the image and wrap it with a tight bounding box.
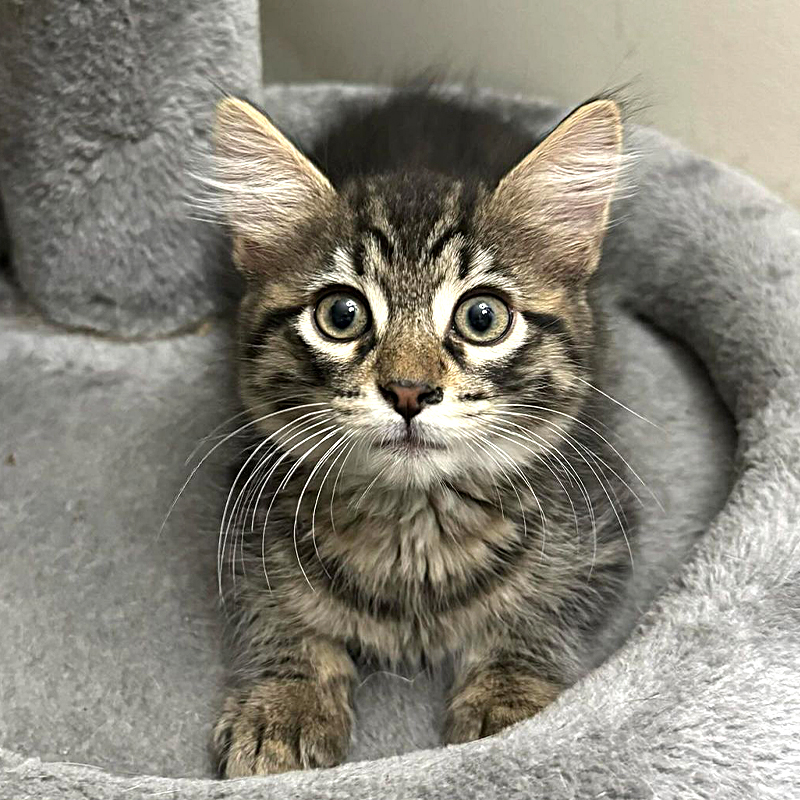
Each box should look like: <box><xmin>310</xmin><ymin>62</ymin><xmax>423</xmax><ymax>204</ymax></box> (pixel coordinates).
<box><xmin>379</xmin><ymin>381</ymin><xmax>442</xmax><ymax>423</ymax></box>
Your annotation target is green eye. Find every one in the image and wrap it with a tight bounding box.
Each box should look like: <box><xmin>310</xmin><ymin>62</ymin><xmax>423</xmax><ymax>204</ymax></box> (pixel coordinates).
<box><xmin>453</xmin><ymin>294</ymin><xmax>512</xmax><ymax>344</ymax></box>
<box><xmin>314</xmin><ymin>291</ymin><xmax>370</xmax><ymax>340</ymax></box>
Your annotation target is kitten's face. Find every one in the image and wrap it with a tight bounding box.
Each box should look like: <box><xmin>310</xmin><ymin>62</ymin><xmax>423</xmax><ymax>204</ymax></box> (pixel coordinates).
<box><xmin>212</xmin><ymin>98</ymin><xmax>623</xmax><ymax>487</ymax></box>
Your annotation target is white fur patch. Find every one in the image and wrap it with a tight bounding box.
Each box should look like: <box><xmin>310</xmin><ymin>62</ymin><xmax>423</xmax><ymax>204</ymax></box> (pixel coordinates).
<box><xmin>431</xmin><ymin>279</ymin><xmax>461</xmax><ymax>338</ymax></box>
<box><xmin>361</xmin><ymin>277</ymin><xmax>390</xmax><ymax>336</ymax></box>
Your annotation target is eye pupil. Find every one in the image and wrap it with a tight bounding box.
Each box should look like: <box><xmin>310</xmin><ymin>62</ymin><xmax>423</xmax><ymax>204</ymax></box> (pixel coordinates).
<box><xmin>315</xmin><ymin>292</ymin><xmax>369</xmax><ymax>340</ymax></box>
<box><xmin>330</xmin><ymin>298</ymin><xmax>357</xmax><ymax>330</ymax></box>
<box><xmin>468</xmin><ymin>301</ymin><xmax>494</xmax><ymax>333</ymax></box>
<box><xmin>454</xmin><ymin>294</ymin><xmax>510</xmax><ymax>344</ymax></box>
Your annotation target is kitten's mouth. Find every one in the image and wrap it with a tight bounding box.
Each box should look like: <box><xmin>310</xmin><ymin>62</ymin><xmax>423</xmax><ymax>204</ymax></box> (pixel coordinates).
<box><xmin>376</xmin><ymin>427</ymin><xmax>446</xmax><ymax>453</ymax></box>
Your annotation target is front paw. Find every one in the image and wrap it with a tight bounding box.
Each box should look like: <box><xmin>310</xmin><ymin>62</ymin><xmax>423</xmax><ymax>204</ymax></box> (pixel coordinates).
<box><xmin>444</xmin><ymin>669</ymin><xmax>561</xmax><ymax>745</ymax></box>
<box><xmin>213</xmin><ymin>678</ymin><xmax>352</xmax><ymax>777</ymax></box>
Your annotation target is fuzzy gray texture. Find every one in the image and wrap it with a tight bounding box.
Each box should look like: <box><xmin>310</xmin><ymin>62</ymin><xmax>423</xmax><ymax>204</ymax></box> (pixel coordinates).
<box><xmin>1</xmin><ymin>83</ymin><xmax>798</xmax><ymax>798</ymax></box>
<box><xmin>0</xmin><ymin>0</ymin><xmax>260</xmax><ymax>336</ymax></box>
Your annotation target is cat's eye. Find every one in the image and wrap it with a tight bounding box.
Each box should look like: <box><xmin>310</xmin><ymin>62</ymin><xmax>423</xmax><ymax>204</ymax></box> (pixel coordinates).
<box><xmin>314</xmin><ymin>291</ymin><xmax>371</xmax><ymax>341</ymax></box>
<box><xmin>453</xmin><ymin>294</ymin><xmax>512</xmax><ymax>344</ymax></box>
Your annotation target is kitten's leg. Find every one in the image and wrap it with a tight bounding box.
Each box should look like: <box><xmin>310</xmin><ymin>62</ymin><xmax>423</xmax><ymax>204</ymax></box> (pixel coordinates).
<box><xmin>444</xmin><ymin>648</ymin><xmax>562</xmax><ymax>744</ymax></box>
<box><xmin>213</xmin><ymin>636</ymin><xmax>356</xmax><ymax>777</ymax></box>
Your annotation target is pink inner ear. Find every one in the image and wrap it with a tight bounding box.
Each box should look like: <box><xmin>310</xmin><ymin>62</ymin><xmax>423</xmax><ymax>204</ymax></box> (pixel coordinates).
<box><xmin>495</xmin><ymin>101</ymin><xmax>623</xmax><ymax>238</ymax></box>
<box><xmin>208</xmin><ymin>98</ymin><xmax>338</xmax><ymax>247</ymax></box>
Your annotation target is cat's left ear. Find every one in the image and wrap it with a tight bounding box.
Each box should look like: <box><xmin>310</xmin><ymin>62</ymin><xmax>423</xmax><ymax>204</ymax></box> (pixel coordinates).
<box><xmin>485</xmin><ymin>99</ymin><xmax>624</xmax><ymax>281</ymax></box>
<box><xmin>211</xmin><ymin>97</ymin><xmax>338</xmax><ymax>260</ymax></box>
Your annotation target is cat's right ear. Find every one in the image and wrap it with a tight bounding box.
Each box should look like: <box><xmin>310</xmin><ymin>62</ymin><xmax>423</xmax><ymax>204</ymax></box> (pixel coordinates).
<box><xmin>211</xmin><ymin>97</ymin><xmax>338</xmax><ymax>272</ymax></box>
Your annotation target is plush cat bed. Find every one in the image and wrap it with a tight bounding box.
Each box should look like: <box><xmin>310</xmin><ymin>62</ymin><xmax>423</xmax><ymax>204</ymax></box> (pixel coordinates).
<box><xmin>2</xmin><ymin>81</ymin><xmax>799</xmax><ymax>799</ymax></box>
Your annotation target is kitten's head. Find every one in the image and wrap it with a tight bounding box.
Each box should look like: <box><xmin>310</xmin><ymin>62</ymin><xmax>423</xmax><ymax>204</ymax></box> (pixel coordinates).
<box><xmin>210</xmin><ymin>96</ymin><xmax>623</xmax><ymax>487</ymax></box>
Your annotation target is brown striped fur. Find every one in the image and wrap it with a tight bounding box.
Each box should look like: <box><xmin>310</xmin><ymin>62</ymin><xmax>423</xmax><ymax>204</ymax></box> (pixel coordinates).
<box><xmin>206</xmin><ymin>86</ymin><xmax>635</xmax><ymax>776</ymax></box>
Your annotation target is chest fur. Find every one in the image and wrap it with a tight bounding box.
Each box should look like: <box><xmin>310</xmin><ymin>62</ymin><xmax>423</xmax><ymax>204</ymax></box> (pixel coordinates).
<box><xmin>285</xmin><ymin>483</ymin><xmax>538</xmax><ymax>664</ymax></box>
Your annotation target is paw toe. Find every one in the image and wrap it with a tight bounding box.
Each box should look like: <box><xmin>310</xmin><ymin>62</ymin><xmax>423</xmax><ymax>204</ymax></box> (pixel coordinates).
<box><xmin>214</xmin><ymin>682</ymin><xmax>351</xmax><ymax>777</ymax></box>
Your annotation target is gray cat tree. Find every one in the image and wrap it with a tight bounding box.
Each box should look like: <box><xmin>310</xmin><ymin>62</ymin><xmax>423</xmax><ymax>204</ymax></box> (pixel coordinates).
<box><xmin>1</xmin><ymin>2</ymin><xmax>799</xmax><ymax>798</ymax></box>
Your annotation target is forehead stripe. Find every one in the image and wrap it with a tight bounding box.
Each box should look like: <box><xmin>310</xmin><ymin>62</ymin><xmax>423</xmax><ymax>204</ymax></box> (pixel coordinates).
<box><xmin>458</xmin><ymin>243</ymin><xmax>472</xmax><ymax>280</ymax></box>
<box><xmin>352</xmin><ymin>240</ymin><xmax>366</xmax><ymax>276</ymax></box>
<box><xmin>427</xmin><ymin>224</ymin><xmax>467</xmax><ymax>264</ymax></box>
<box><xmin>365</xmin><ymin>226</ymin><xmax>394</xmax><ymax>263</ymax></box>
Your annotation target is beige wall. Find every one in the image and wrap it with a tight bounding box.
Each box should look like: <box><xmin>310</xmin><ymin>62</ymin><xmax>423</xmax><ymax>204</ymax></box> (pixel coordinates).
<box><xmin>262</xmin><ymin>0</ymin><xmax>800</xmax><ymax>207</ymax></box>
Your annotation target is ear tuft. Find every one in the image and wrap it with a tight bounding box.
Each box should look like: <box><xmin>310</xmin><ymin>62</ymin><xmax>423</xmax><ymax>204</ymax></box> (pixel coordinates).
<box><xmin>487</xmin><ymin>99</ymin><xmax>625</xmax><ymax>279</ymax></box>
<box><xmin>201</xmin><ymin>97</ymin><xmax>337</xmax><ymax>258</ymax></box>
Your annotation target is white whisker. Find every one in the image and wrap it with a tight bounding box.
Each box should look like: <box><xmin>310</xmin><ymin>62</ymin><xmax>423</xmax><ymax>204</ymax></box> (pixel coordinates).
<box><xmin>497</xmin><ymin>403</ymin><xmax>662</xmax><ymax>511</ymax></box>
<box><xmin>485</xmin><ymin>421</ymin><xmax>580</xmax><ymax>542</ymax></box>
<box><xmin>310</xmin><ymin>432</ymin><xmax>359</xmax><ymax>578</ymax></box>
<box><xmin>329</xmin><ymin>436</ymin><xmax>362</xmax><ymax>537</ymax></box>
<box><xmin>493</xmin><ymin>408</ymin><xmax>634</xmax><ymax>573</ymax></box>
<box><xmin>468</xmin><ymin>431</ymin><xmax>543</xmax><ymax>547</ymax></box>
<box><xmin>261</xmin><ymin>426</ymin><xmax>343</xmax><ymax>592</ymax></box>
<box><xmin>217</xmin><ymin>409</ymin><xmax>332</xmax><ymax>596</ymax></box>
<box><xmin>574</xmin><ymin>376</ymin><xmax>664</xmax><ymax>431</ymax></box>
<box><xmin>293</xmin><ymin>432</ymin><xmax>355</xmax><ymax>582</ymax></box>
<box><xmin>184</xmin><ymin>394</ymin><xmax>311</xmax><ymax>465</ymax></box>
<box><xmin>160</xmin><ymin>401</ymin><xmax>327</xmax><ymax>541</ymax></box>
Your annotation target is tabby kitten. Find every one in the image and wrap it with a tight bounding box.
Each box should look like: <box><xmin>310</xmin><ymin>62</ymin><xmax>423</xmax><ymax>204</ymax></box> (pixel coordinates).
<box><xmin>207</xmin><ymin>87</ymin><xmax>634</xmax><ymax>777</ymax></box>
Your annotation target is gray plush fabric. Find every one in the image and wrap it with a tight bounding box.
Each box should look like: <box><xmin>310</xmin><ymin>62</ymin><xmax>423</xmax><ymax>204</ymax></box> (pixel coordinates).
<box><xmin>1</xmin><ymin>83</ymin><xmax>799</xmax><ymax>798</ymax></box>
<box><xmin>0</xmin><ymin>0</ymin><xmax>260</xmax><ymax>337</ymax></box>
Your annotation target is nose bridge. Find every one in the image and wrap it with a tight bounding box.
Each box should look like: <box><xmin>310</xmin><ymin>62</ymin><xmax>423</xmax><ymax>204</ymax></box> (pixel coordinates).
<box><xmin>376</xmin><ymin>320</ymin><xmax>442</xmax><ymax>386</ymax></box>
